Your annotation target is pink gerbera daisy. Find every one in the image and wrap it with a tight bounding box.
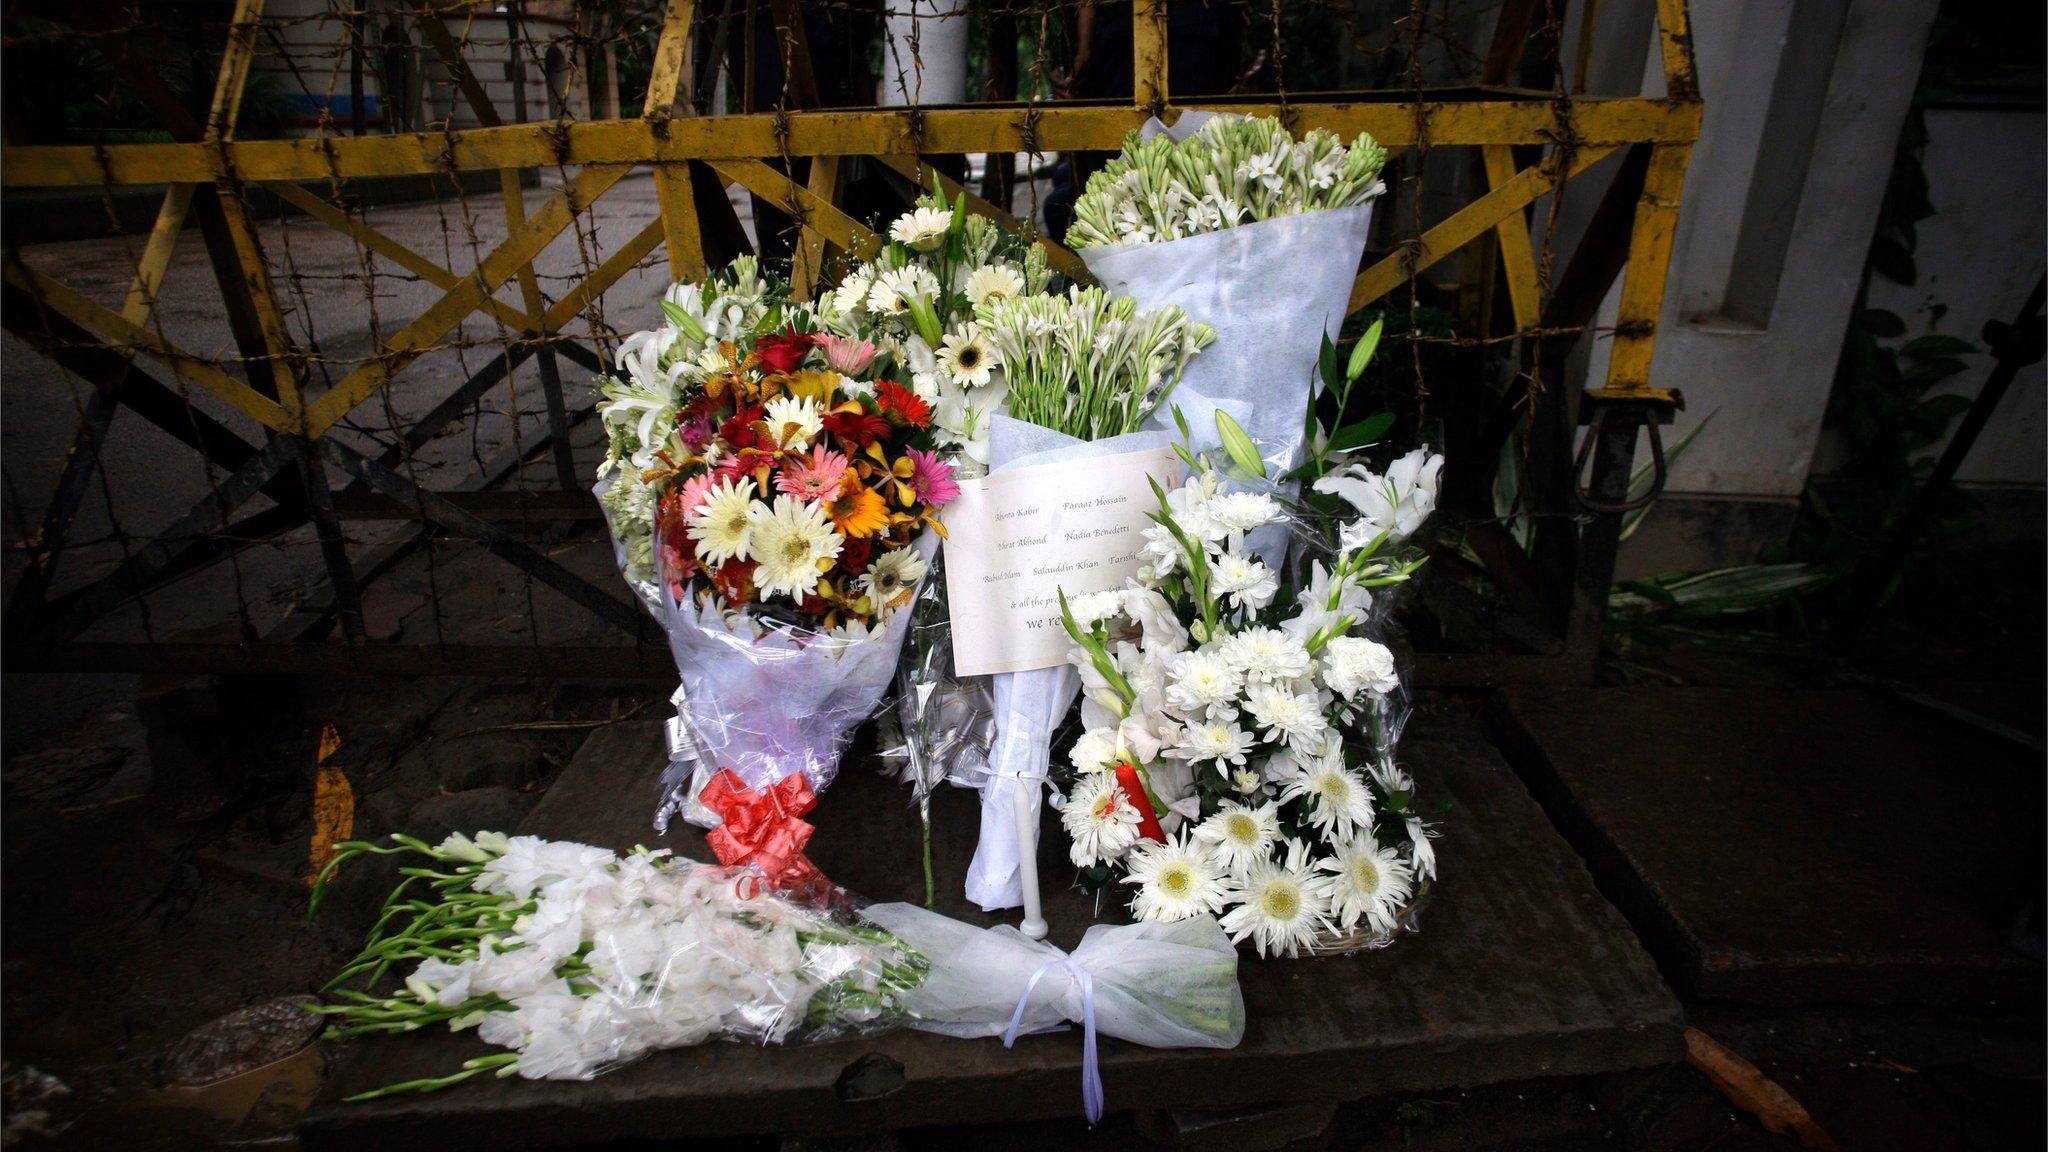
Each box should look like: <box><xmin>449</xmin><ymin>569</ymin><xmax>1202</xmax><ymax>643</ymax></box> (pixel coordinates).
<box><xmin>907</xmin><ymin>447</ymin><xmax>960</xmax><ymax>507</ymax></box>
<box><xmin>675</xmin><ymin>472</ymin><xmax>718</xmax><ymax>518</ymax></box>
<box><xmin>776</xmin><ymin>444</ymin><xmax>851</xmax><ymax>503</ymax></box>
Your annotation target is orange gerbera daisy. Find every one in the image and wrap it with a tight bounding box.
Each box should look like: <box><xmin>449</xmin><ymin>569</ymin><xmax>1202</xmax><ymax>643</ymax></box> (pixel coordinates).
<box><xmin>824</xmin><ymin>475</ymin><xmax>890</xmax><ymax>539</ymax></box>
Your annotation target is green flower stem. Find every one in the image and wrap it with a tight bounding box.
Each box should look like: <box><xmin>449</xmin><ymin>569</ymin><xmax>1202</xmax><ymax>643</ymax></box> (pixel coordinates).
<box><xmin>342</xmin><ymin>1054</ymin><xmax>522</xmax><ymax>1102</ymax></box>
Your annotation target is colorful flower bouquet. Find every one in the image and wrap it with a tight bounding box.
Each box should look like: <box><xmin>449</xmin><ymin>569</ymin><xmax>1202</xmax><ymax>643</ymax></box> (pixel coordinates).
<box><xmin>1067</xmin><ymin>114</ymin><xmax>1390</xmax><ymax>508</ymax></box>
<box><xmin>595</xmin><ymin>261</ymin><xmax>965</xmax><ymax>845</ymax></box>
<box><xmin>1056</xmin><ymin>431</ymin><xmax>1443</xmax><ymax>958</ymax></box>
<box><xmin>312</xmin><ymin>831</ymin><xmax>1243</xmax><ymax>1122</ymax></box>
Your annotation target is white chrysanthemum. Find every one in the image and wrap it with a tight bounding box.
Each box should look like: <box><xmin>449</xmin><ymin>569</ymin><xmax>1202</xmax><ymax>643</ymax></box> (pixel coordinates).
<box><xmin>1192</xmin><ymin>800</ymin><xmax>1280</xmax><ymax>875</ymax></box>
<box><xmin>1314</xmin><ymin>833</ymin><xmax>1414</xmax><ymax>934</ymax></box>
<box><xmin>1244</xmin><ymin>682</ymin><xmax>1330</xmax><ymax>752</ymax></box>
<box><xmin>685</xmin><ymin>477</ymin><xmax>757</xmax><ymax>565</ymax></box>
<box><xmin>1164</xmin><ymin>649</ymin><xmax>1243</xmax><ymax>714</ymax></box>
<box><xmin>1220</xmin><ymin>838</ymin><xmax>1329</xmax><ymax>958</ymax></box>
<box><xmin>858</xmin><ymin>546</ymin><xmax>927</xmax><ymax>611</ymax></box>
<box><xmin>1278</xmin><ymin>755</ymin><xmax>1375</xmax><ymax>839</ymax></box>
<box><xmin>1063</xmin><ymin>773</ymin><xmax>1143</xmax><ymax>867</ymax></box>
<box><xmin>1212</xmin><ymin>555</ymin><xmax>1279</xmax><ymax>613</ymax></box>
<box><xmin>1231</xmin><ymin>769</ymin><xmax>1264</xmax><ymax>794</ymax></box>
<box><xmin>1064</xmin><ymin>589</ymin><xmax>1127</xmax><ymax>631</ymax></box>
<box><xmin>965</xmin><ymin>263</ymin><xmax>1026</xmax><ymax>306</ymax></box>
<box><xmin>1122</xmin><ymin>832</ymin><xmax>1227</xmax><ymax>922</ymax></box>
<box><xmin>1069</xmin><ymin>727</ymin><xmax>1122</xmax><ymax>774</ymax></box>
<box><xmin>1208</xmin><ymin>491</ymin><xmax>1283</xmax><ymax>533</ymax></box>
<box><xmin>1321</xmin><ymin>635</ymin><xmax>1400</xmax><ymax>699</ymax></box>
<box><xmin>1222</xmin><ymin>626</ymin><xmax>1312</xmax><ymax>683</ymax></box>
<box><xmin>747</xmin><ymin>495</ymin><xmax>843</xmax><ymax>601</ymax></box>
<box><xmin>1169</xmin><ymin>718</ymin><xmax>1255</xmax><ymax>769</ymax></box>
<box><xmin>937</xmin><ymin>326</ymin><xmax>1000</xmax><ymax>388</ymax></box>
<box><xmin>868</xmin><ymin>265</ymin><xmax>937</xmax><ymax>315</ymax></box>
<box><xmin>889</xmin><ymin>206</ymin><xmax>953</xmax><ymax>252</ymax></box>
<box><xmin>761</xmin><ymin>395</ymin><xmax>823</xmax><ymax>451</ymax></box>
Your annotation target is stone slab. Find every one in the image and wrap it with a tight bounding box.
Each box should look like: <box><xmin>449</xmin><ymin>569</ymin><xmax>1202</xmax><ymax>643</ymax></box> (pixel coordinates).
<box><xmin>301</xmin><ymin>703</ymin><xmax>1682</xmax><ymax>1151</ymax></box>
<box><xmin>1491</xmin><ymin>686</ymin><xmax>2044</xmax><ymax>1008</ymax></box>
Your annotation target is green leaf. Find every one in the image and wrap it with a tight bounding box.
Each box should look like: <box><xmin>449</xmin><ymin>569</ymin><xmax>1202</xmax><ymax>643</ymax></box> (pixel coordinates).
<box><xmin>1172</xmin><ymin>404</ymin><xmax>1192</xmax><ymax>442</ymax></box>
<box><xmin>1901</xmin><ymin>334</ymin><xmax>1976</xmax><ymax>358</ymax></box>
<box><xmin>1869</xmin><ymin>236</ymin><xmax>1916</xmax><ymax>285</ymax></box>
<box><xmin>1901</xmin><ymin>357</ymin><xmax>1968</xmax><ymax>388</ymax></box>
<box><xmin>1346</xmin><ymin>316</ymin><xmax>1384</xmax><ymax>381</ymax></box>
<box><xmin>1326</xmin><ymin>412</ymin><xmax>1396</xmax><ymax>454</ymax></box>
<box><xmin>1214</xmin><ymin>410</ymin><xmax>1267</xmax><ymax>479</ymax></box>
<box><xmin>1318</xmin><ymin>333</ymin><xmax>1341</xmax><ymax>392</ymax></box>
<box><xmin>1859</xmin><ymin>308</ymin><xmax>1907</xmax><ymax>338</ymax></box>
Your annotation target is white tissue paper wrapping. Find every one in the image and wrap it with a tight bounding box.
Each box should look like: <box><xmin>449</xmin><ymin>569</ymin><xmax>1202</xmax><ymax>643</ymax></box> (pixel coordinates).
<box><xmin>864</xmin><ymin>902</ymin><xmax>1245</xmax><ymax>1049</ymax></box>
<box><xmin>961</xmin><ymin>417</ymin><xmax>1174</xmax><ymax>910</ymax></box>
<box><xmin>640</xmin><ymin>527</ymin><xmax>939</xmax><ymax>834</ymax></box>
<box><xmin>1080</xmin><ymin>112</ymin><xmax>1376</xmax><ymax>562</ymax></box>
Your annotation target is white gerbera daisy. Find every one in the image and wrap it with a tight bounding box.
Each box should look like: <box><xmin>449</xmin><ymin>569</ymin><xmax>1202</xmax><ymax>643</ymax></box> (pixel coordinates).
<box><xmin>1244</xmin><ymin>682</ymin><xmax>1330</xmax><ymax>752</ymax></box>
<box><xmin>1212</xmin><ymin>555</ymin><xmax>1279</xmax><ymax>613</ymax></box>
<box><xmin>747</xmin><ymin>495</ymin><xmax>843</xmax><ymax>601</ymax></box>
<box><xmin>685</xmin><ymin>477</ymin><xmax>758</xmax><ymax>565</ymax></box>
<box><xmin>1220</xmin><ymin>839</ymin><xmax>1329</xmax><ymax>958</ymax></box>
<box><xmin>1321</xmin><ymin>635</ymin><xmax>1400</xmax><ymax>699</ymax></box>
<box><xmin>1164</xmin><ymin>649</ymin><xmax>1243</xmax><ymax>714</ymax></box>
<box><xmin>828</xmin><ymin>268</ymin><xmax>874</xmax><ymax>317</ymax></box>
<box><xmin>1314</xmin><ymin>833</ymin><xmax>1414</xmax><ymax>934</ymax></box>
<box><xmin>1222</xmin><ymin>626</ymin><xmax>1312</xmax><ymax>684</ymax></box>
<box><xmin>937</xmin><ymin>326</ymin><xmax>1000</xmax><ymax>388</ymax></box>
<box><xmin>1192</xmin><ymin>800</ymin><xmax>1280</xmax><ymax>875</ymax></box>
<box><xmin>761</xmin><ymin>395</ymin><xmax>823</xmax><ymax>451</ymax></box>
<box><xmin>868</xmin><ymin>266</ymin><xmax>937</xmax><ymax>315</ymax></box>
<box><xmin>965</xmin><ymin>263</ymin><xmax>1026</xmax><ymax>307</ymax></box>
<box><xmin>1063</xmin><ymin>773</ymin><xmax>1142</xmax><ymax>867</ymax></box>
<box><xmin>858</xmin><ymin>546</ymin><xmax>927</xmax><ymax>612</ymax></box>
<box><xmin>889</xmin><ymin>206</ymin><xmax>953</xmax><ymax>252</ymax></box>
<box><xmin>1407</xmin><ymin>819</ymin><xmax>1438</xmax><ymax>882</ymax></box>
<box><xmin>1278</xmin><ymin>755</ymin><xmax>1375</xmax><ymax>839</ymax></box>
<box><xmin>1121</xmin><ymin>832</ymin><xmax>1226</xmax><ymax>922</ymax></box>
<box><xmin>1168</xmin><ymin>719</ymin><xmax>1254</xmax><ymax>769</ymax></box>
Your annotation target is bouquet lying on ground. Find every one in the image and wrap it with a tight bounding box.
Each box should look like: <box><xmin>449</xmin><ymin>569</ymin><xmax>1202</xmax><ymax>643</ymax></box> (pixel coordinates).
<box><xmin>1055</xmin><ymin>344</ymin><xmax>1444</xmax><ymax>958</ymax></box>
<box><xmin>1066</xmin><ymin>113</ymin><xmax>1391</xmax><ymax>514</ymax></box>
<box><xmin>311</xmin><ymin>831</ymin><xmax>1243</xmax><ymax>1123</ymax></box>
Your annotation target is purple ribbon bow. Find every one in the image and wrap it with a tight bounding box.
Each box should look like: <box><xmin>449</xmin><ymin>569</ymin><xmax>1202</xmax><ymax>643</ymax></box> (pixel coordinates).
<box><xmin>1001</xmin><ymin>956</ymin><xmax>1104</xmax><ymax>1126</ymax></box>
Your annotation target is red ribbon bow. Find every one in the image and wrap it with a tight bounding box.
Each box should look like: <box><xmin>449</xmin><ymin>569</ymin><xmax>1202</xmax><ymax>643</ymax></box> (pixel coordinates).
<box><xmin>702</xmin><ymin>768</ymin><xmax>828</xmax><ymax>892</ymax></box>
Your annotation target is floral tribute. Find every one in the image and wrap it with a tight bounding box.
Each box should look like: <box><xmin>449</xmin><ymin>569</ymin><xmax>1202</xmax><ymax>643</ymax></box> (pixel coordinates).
<box><xmin>1057</xmin><ymin>437</ymin><xmax>1442</xmax><ymax>958</ymax></box>
<box><xmin>640</xmin><ymin>318</ymin><xmax>957</xmax><ymax>633</ymax></box>
<box><xmin>1067</xmin><ymin>115</ymin><xmax>1389</xmax><ymax>250</ymax></box>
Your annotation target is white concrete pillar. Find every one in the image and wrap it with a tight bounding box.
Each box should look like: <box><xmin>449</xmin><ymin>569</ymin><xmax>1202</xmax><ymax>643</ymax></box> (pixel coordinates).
<box><xmin>880</xmin><ymin>0</ymin><xmax>970</xmax><ymax>107</ymax></box>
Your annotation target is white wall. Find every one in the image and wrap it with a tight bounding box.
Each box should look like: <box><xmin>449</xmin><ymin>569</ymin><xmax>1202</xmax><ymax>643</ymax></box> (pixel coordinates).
<box><xmin>1853</xmin><ymin>104</ymin><xmax>2046</xmax><ymax>486</ymax></box>
<box><xmin>1566</xmin><ymin>0</ymin><xmax>1942</xmax><ymax>498</ymax></box>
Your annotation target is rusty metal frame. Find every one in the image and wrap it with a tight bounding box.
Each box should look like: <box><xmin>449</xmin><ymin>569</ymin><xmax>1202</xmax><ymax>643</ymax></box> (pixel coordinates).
<box><xmin>1</xmin><ymin>0</ymin><xmax>1700</xmax><ymax>683</ymax></box>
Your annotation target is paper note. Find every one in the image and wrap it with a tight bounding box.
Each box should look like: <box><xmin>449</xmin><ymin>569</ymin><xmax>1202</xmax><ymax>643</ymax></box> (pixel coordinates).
<box><xmin>943</xmin><ymin>446</ymin><xmax>1182</xmax><ymax>677</ymax></box>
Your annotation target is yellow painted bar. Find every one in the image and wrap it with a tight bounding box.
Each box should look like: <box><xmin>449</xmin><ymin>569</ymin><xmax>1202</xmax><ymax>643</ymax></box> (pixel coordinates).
<box><xmin>1602</xmin><ymin>142</ymin><xmax>1692</xmax><ymax>394</ymax></box>
<box><xmin>303</xmin><ymin>164</ymin><xmax>632</xmax><ymax>436</ymax></box>
<box><xmin>206</xmin><ymin>0</ymin><xmax>266</xmax><ymax>142</ymax></box>
<box><xmin>542</xmin><ymin>217</ymin><xmax>666</xmax><ymax>333</ymax></box>
<box><xmin>2</xmin><ymin>99</ymin><xmax>1701</xmax><ymax>189</ymax></box>
<box><xmin>1133</xmin><ymin>0</ymin><xmax>1169</xmax><ymax>110</ymax></box>
<box><xmin>792</xmin><ymin>156</ymin><xmax>841</xmax><ymax>300</ymax></box>
<box><xmin>6</xmin><ymin>260</ymin><xmax>295</xmax><ymax>433</ymax></box>
<box><xmin>1481</xmin><ymin>145</ymin><xmax>1542</xmax><ymax>331</ymax></box>
<box><xmin>1654</xmin><ymin>0</ymin><xmax>1700</xmax><ymax>100</ymax></box>
<box><xmin>259</xmin><ymin>181</ymin><xmax>538</xmax><ymax>332</ymax></box>
<box><xmin>122</xmin><ymin>184</ymin><xmax>195</xmax><ymax>325</ymax></box>
<box><xmin>708</xmin><ymin>159</ymin><xmax>871</xmax><ymax>254</ymax></box>
<box><xmin>647</xmin><ymin>0</ymin><xmax>706</xmax><ymax>282</ymax></box>
<box><xmin>1350</xmin><ymin>144</ymin><xmax>1616</xmax><ymax>314</ymax></box>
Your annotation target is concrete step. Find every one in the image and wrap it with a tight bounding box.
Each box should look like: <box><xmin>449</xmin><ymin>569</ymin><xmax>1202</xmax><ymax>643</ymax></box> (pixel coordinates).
<box><xmin>300</xmin><ymin>701</ymin><xmax>1683</xmax><ymax>1151</ymax></box>
<box><xmin>1490</xmin><ymin>685</ymin><xmax>2044</xmax><ymax>1009</ymax></box>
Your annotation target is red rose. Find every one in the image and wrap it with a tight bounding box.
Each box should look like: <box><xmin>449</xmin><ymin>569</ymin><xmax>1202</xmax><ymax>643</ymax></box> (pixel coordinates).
<box><xmin>719</xmin><ymin>403</ymin><xmax>765</xmax><ymax>451</ymax></box>
<box><xmin>838</xmin><ymin>536</ymin><xmax>873</xmax><ymax>575</ymax></box>
<box><xmin>757</xmin><ymin>325</ymin><xmax>816</xmax><ymax>374</ymax></box>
